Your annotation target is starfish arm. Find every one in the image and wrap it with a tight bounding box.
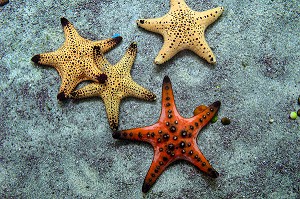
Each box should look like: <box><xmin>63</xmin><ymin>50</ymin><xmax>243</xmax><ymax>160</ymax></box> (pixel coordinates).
<box><xmin>121</xmin><ymin>78</ymin><xmax>156</xmax><ymax>101</ymax></box>
<box><xmin>142</xmin><ymin>149</ymin><xmax>174</xmax><ymax>193</ymax></box>
<box><xmin>194</xmin><ymin>7</ymin><xmax>224</xmax><ymax>28</ymax></box>
<box><xmin>113</xmin><ymin>123</ymin><xmax>161</xmax><ymax>144</ymax></box>
<box><xmin>183</xmin><ymin>141</ymin><xmax>219</xmax><ymax>178</ymax></box>
<box><xmin>31</xmin><ymin>50</ymin><xmax>62</xmax><ymax>68</ymax></box>
<box><xmin>188</xmin><ymin>37</ymin><xmax>216</xmax><ymax>64</ymax></box>
<box><xmin>102</xmin><ymin>95</ymin><xmax>122</xmax><ymax>131</ymax></box>
<box><xmin>155</xmin><ymin>34</ymin><xmax>183</xmax><ymax>64</ymax></box>
<box><xmin>69</xmin><ymin>82</ymin><xmax>104</xmax><ymax>99</ymax></box>
<box><xmin>61</xmin><ymin>17</ymin><xmax>83</xmax><ymax>45</ymax></box>
<box><xmin>159</xmin><ymin>76</ymin><xmax>180</xmax><ymax>121</ymax></box>
<box><xmin>191</xmin><ymin>101</ymin><xmax>220</xmax><ymax>132</ymax></box>
<box><xmin>116</xmin><ymin>42</ymin><xmax>137</xmax><ymax>74</ymax></box>
<box><xmin>93</xmin><ymin>46</ymin><xmax>111</xmax><ymax>71</ymax></box>
<box><xmin>56</xmin><ymin>65</ymin><xmax>89</xmax><ymax>100</ymax></box>
<box><xmin>136</xmin><ymin>15</ymin><xmax>169</xmax><ymax>34</ymax></box>
<box><xmin>92</xmin><ymin>36</ymin><xmax>123</xmax><ymax>53</ymax></box>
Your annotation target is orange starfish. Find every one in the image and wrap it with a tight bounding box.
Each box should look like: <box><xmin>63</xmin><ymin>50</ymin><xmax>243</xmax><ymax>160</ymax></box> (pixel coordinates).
<box><xmin>113</xmin><ymin>76</ymin><xmax>220</xmax><ymax>192</ymax></box>
<box><xmin>31</xmin><ymin>17</ymin><xmax>122</xmax><ymax>101</ymax></box>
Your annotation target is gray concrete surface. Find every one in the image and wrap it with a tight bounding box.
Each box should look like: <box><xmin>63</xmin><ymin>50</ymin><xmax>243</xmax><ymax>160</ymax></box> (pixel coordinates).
<box><xmin>0</xmin><ymin>0</ymin><xmax>299</xmax><ymax>198</ymax></box>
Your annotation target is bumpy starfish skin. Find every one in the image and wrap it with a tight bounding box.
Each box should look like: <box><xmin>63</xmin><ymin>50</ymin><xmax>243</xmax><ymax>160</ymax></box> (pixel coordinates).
<box><xmin>137</xmin><ymin>0</ymin><xmax>223</xmax><ymax>64</ymax></box>
<box><xmin>70</xmin><ymin>42</ymin><xmax>156</xmax><ymax>131</ymax></box>
<box><xmin>0</xmin><ymin>0</ymin><xmax>9</xmax><ymax>6</ymax></box>
<box><xmin>31</xmin><ymin>17</ymin><xmax>122</xmax><ymax>101</ymax></box>
<box><xmin>113</xmin><ymin>76</ymin><xmax>220</xmax><ymax>192</ymax></box>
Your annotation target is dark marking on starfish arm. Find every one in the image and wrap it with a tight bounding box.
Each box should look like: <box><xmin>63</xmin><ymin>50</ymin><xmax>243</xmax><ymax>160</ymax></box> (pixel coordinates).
<box><xmin>111</xmin><ymin>121</ymin><xmax>119</xmax><ymax>131</ymax></box>
<box><xmin>163</xmin><ymin>76</ymin><xmax>171</xmax><ymax>83</ymax></box>
<box><xmin>130</xmin><ymin>42</ymin><xmax>137</xmax><ymax>49</ymax></box>
<box><xmin>142</xmin><ymin>183</ymin><xmax>151</xmax><ymax>193</ymax></box>
<box><xmin>97</xmin><ymin>73</ymin><xmax>107</xmax><ymax>84</ymax></box>
<box><xmin>112</xmin><ymin>36</ymin><xmax>123</xmax><ymax>44</ymax></box>
<box><xmin>57</xmin><ymin>92</ymin><xmax>68</xmax><ymax>101</ymax></box>
<box><xmin>94</xmin><ymin>46</ymin><xmax>102</xmax><ymax>56</ymax></box>
<box><xmin>207</xmin><ymin>168</ymin><xmax>219</xmax><ymax>178</ymax></box>
<box><xmin>61</xmin><ymin>17</ymin><xmax>70</xmax><ymax>27</ymax></box>
<box><xmin>31</xmin><ymin>54</ymin><xmax>41</xmax><ymax>63</ymax></box>
<box><xmin>112</xmin><ymin>131</ymin><xmax>121</xmax><ymax>139</ymax></box>
<box><xmin>212</xmin><ymin>101</ymin><xmax>221</xmax><ymax>108</ymax></box>
<box><xmin>144</xmin><ymin>93</ymin><xmax>156</xmax><ymax>101</ymax></box>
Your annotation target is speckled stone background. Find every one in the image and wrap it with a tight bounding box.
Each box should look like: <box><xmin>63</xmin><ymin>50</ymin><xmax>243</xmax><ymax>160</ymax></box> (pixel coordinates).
<box><xmin>0</xmin><ymin>0</ymin><xmax>299</xmax><ymax>198</ymax></box>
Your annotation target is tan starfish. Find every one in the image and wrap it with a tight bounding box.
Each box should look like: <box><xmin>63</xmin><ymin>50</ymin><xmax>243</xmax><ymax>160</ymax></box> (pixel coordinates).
<box><xmin>70</xmin><ymin>42</ymin><xmax>156</xmax><ymax>131</ymax></box>
<box><xmin>137</xmin><ymin>0</ymin><xmax>224</xmax><ymax>64</ymax></box>
<box><xmin>31</xmin><ymin>17</ymin><xmax>122</xmax><ymax>101</ymax></box>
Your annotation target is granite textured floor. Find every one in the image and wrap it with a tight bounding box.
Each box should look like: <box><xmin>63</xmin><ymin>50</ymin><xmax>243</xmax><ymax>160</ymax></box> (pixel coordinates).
<box><xmin>0</xmin><ymin>0</ymin><xmax>299</xmax><ymax>198</ymax></box>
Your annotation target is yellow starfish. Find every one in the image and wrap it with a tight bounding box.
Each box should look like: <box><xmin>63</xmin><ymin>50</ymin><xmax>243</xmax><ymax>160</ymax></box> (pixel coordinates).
<box><xmin>137</xmin><ymin>0</ymin><xmax>224</xmax><ymax>64</ymax></box>
<box><xmin>31</xmin><ymin>17</ymin><xmax>122</xmax><ymax>101</ymax></box>
<box><xmin>70</xmin><ymin>42</ymin><xmax>156</xmax><ymax>131</ymax></box>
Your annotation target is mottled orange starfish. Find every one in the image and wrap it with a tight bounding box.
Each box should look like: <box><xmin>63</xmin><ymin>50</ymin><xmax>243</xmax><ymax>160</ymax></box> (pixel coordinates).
<box><xmin>31</xmin><ymin>17</ymin><xmax>122</xmax><ymax>101</ymax></box>
<box><xmin>70</xmin><ymin>43</ymin><xmax>156</xmax><ymax>131</ymax></box>
<box><xmin>137</xmin><ymin>0</ymin><xmax>224</xmax><ymax>64</ymax></box>
<box><xmin>113</xmin><ymin>76</ymin><xmax>220</xmax><ymax>192</ymax></box>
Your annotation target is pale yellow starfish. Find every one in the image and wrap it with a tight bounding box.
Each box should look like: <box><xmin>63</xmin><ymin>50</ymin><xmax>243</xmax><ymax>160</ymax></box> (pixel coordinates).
<box><xmin>137</xmin><ymin>0</ymin><xmax>224</xmax><ymax>64</ymax></box>
<box><xmin>70</xmin><ymin>42</ymin><xmax>156</xmax><ymax>131</ymax></box>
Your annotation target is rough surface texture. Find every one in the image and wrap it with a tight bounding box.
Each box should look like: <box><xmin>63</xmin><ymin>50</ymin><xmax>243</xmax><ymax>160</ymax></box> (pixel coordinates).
<box><xmin>0</xmin><ymin>0</ymin><xmax>299</xmax><ymax>198</ymax></box>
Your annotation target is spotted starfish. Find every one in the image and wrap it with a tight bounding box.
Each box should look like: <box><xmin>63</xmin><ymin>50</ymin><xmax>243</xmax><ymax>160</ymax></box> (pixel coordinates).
<box><xmin>31</xmin><ymin>17</ymin><xmax>122</xmax><ymax>101</ymax></box>
<box><xmin>113</xmin><ymin>76</ymin><xmax>220</xmax><ymax>192</ymax></box>
<box><xmin>137</xmin><ymin>0</ymin><xmax>224</xmax><ymax>64</ymax></box>
<box><xmin>70</xmin><ymin>42</ymin><xmax>156</xmax><ymax>131</ymax></box>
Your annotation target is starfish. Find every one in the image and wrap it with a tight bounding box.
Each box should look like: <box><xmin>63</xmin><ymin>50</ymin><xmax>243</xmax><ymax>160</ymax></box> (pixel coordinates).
<box><xmin>31</xmin><ymin>17</ymin><xmax>122</xmax><ymax>101</ymax></box>
<box><xmin>70</xmin><ymin>42</ymin><xmax>156</xmax><ymax>131</ymax></box>
<box><xmin>0</xmin><ymin>0</ymin><xmax>9</xmax><ymax>6</ymax></box>
<box><xmin>113</xmin><ymin>76</ymin><xmax>220</xmax><ymax>192</ymax></box>
<box><xmin>137</xmin><ymin>0</ymin><xmax>224</xmax><ymax>64</ymax></box>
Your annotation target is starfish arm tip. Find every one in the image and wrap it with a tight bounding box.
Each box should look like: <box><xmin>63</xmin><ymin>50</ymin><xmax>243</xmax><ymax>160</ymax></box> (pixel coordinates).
<box><xmin>112</xmin><ymin>35</ymin><xmax>123</xmax><ymax>44</ymax></box>
<box><xmin>112</xmin><ymin>131</ymin><xmax>121</xmax><ymax>139</ymax></box>
<box><xmin>31</xmin><ymin>54</ymin><xmax>40</xmax><ymax>63</ymax></box>
<box><xmin>60</xmin><ymin>17</ymin><xmax>69</xmax><ymax>27</ymax></box>
<box><xmin>57</xmin><ymin>92</ymin><xmax>68</xmax><ymax>101</ymax></box>
<box><xmin>163</xmin><ymin>76</ymin><xmax>171</xmax><ymax>83</ymax></box>
<box><xmin>130</xmin><ymin>42</ymin><xmax>137</xmax><ymax>48</ymax></box>
<box><xmin>146</xmin><ymin>92</ymin><xmax>156</xmax><ymax>101</ymax></box>
<box><xmin>212</xmin><ymin>100</ymin><xmax>221</xmax><ymax>108</ymax></box>
<box><xmin>136</xmin><ymin>19</ymin><xmax>144</xmax><ymax>26</ymax></box>
<box><xmin>142</xmin><ymin>183</ymin><xmax>151</xmax><ymax>193</ymax></box>
<box><xmin>208</xmin><ymin>168</ymin><xmax>219</xmax><ymax>178</ymax></box>
<box><xmin>154</xmin><ymin>58</ymin><xmax>164</xmax><ymax>65</ymax></box>
<box><xmin>110</xmin><ymin>121</ymin><xmax>119</xmax><ymax>131</ymax></box>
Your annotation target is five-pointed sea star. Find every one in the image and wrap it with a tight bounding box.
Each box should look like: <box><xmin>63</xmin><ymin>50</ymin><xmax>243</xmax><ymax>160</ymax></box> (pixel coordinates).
<box><xmin>137</xmin><ymin>0</ymin><xmax>224</xmax><ymax>64</ymax></box>
<box><xmin>31</xmin><ymin>17</ymin><xmax>122</xmax><ymax>101</ymax></box>
<box><xmin>70</xmin><ymin>42</ymin><xmax>156</xmax><ymax>131</ymax></box>
<box><xmin>113</xmin><ymin>76</ymin><xmax>220</xmax><ymax>192</ymax></box>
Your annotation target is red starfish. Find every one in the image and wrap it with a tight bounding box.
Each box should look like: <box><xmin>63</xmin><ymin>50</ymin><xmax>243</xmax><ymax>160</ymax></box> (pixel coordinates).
<box><xmin>113</xmin><ymin>76</ymin><xmax>220</xmax><ymax>193</ymax></box>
